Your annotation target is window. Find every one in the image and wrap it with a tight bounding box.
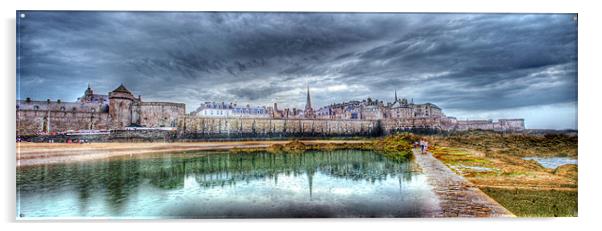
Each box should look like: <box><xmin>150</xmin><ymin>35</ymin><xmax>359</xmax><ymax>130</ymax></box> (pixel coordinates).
<box><xmin>33</xmin><ymin>105</ymin><xmax>39</xmax><ymax>110</ymax></box>
<box><xmin>60</xmin><ymin>106</ymin><xmax>66</xmax><ymax>111</ymax></box>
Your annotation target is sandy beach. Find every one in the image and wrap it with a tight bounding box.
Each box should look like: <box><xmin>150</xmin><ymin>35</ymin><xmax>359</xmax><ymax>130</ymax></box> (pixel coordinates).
<box><xmin>16</xmin><ymin>140</ymin><xmax>371</xmax><ymax>167</ymax></box>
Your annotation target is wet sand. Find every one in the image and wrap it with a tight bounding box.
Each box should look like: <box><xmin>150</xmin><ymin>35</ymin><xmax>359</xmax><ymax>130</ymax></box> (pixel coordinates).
<box><xmin>16</xmin><ymin>140</ymin><xmax>371</xmax><ymax>167</ymax></box>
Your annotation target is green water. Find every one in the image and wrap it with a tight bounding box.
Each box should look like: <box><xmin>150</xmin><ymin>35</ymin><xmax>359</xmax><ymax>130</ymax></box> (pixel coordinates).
<box><xmin>17</xmin><ymin>150</ymin><xmax>438</xmax><ymax>218</ymax></box>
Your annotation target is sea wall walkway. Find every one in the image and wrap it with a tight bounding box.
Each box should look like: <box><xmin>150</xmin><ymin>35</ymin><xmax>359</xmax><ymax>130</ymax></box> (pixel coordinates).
<box><xmin>413</xmin><ymin>149</ymin><xmax>515</xmax><ymax>217</ymax></box>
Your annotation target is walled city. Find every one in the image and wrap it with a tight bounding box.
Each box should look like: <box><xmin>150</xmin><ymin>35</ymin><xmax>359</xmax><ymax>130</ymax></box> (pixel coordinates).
<box><xmin>16</xmin><ymin>84</ymin><xmax>524</xmax><ymax>138</ymax></box>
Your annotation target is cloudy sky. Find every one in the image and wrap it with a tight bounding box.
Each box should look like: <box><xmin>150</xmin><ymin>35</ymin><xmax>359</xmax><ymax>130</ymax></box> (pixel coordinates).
<box><xmin>16</xmin><ymin>12</ymin><xmax>577</xmax><ymax>129</ymax></box>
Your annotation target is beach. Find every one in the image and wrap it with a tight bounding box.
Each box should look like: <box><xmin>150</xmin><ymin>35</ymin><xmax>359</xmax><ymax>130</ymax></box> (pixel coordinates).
<box><xmin>16</xmin><ymin>140</ymin><xmax>371</xmax><ymax>167</ymax></box>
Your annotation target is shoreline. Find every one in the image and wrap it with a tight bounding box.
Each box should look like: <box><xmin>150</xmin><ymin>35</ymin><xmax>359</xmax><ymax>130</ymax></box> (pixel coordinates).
<box><xmin>16</xmin><ymin>140</ymin><xmax>372</xmax><ymax>167</ymax></box>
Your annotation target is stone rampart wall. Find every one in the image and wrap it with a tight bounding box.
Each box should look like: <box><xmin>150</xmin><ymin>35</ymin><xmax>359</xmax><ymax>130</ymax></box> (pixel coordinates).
<box><xmin>16</xmin><ymin>110</ymin><xmax>110</xmax><ymax>135</ymax></box>
<box><xmin>176</xmin><ymin>116</ymin><xmax>381</xmax><ymax>138</ymax></box>
<box><xmin>136</xmin><ymin>102</ymin><xmax>185</xmax><ymax>128</ymax></box>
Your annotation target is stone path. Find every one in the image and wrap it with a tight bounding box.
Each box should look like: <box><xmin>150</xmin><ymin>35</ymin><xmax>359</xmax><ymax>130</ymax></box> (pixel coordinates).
<box><xmin>413</xmin><ymin>149</ymin><xmax>515</xmax><ymax>217</ymax></box>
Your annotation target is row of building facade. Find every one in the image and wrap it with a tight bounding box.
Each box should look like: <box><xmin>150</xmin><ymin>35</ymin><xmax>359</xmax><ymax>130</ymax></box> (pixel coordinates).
<box><xmin>190</xmin><ymin>88</ymin><xmax>446</xmax><ymax>121</ymax></box>
<box><xmin>16</xmin><ymin>84</ymin><xmax>525</xmax><ymax>135</ymax></box>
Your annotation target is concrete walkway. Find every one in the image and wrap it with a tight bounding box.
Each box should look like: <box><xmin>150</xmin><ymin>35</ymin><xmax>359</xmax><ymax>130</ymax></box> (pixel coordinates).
<box><xmin>413</xmin><ymin>149</ymin><xmax>515</xmax><ymax>217</ymax></box>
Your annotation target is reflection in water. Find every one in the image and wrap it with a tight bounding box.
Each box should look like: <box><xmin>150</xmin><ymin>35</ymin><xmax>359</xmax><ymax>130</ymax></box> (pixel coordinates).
<box><xmin>17</xmin><ymin>150</ymin><xmax>438</xmax><ymax>218</ymax></box>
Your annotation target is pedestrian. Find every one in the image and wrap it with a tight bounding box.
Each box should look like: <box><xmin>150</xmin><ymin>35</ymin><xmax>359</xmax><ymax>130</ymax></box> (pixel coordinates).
<box><xmin>423</xmin><ymin>141</ymin><xmax>429</xmax><ymax>154</ymax></box>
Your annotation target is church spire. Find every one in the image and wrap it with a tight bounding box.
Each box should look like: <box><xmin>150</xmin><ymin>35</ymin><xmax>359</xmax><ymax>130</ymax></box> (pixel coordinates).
<box><xmin>305</xmin><ymin>85</ymin><xmax>312</xmax><ymax>110</ymax></box>
<box><xmin>304</xmin><ymin>84</ymin><xmax>314</xmax><ymax>118</ymax></box>
<box><xmin>394</xmin><ymin>89</ymin><xmax>398</xmax><ymax>102</ymax></box>
<box><xmin>84</xmin><ymin>82</ymin><xmax>93</xmax><ymax>96</ymax></box>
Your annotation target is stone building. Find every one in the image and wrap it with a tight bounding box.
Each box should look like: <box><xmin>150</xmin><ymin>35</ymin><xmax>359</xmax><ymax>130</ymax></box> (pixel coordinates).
<box><xmin>17</xmin><ymin>84</ymin><xmax>185</xmax><ymax>135</ymax></box>
<box><xmin>303</xmin><ymin>85</ymin><xmax>315</xmax><ymax>119</ymax></box>
<box><xmin>78</xmin><ymin>83</ymin><xmax>109</xmax><ymax>105</ymax></box>
<box><xmin>191</xmin><ymin>102</ymin><xmax>269</xmax><ymax>118</ymax></box>
<box><xmin>359</xmin><ymin>98</ymin><xmax>387</xmax><ymax>120</ymax></box>
<box><xmin>309</xmin><ymin>90</ymin><xmax>524</xmax><ymax>132</ymax></box>
<box><xmin>316</xmin><ymin>100</ymin><xmax>361</xmax><ymax>120</ymax></box>
<box><xmin>316</xmin><ymin>98</ymin><xmax>387</xmax><ymax>120</ymax></box>
<box><xmin>389</xmin><ymin>98</ymin><xmax>444</xmax><ymax>119</ymax></box>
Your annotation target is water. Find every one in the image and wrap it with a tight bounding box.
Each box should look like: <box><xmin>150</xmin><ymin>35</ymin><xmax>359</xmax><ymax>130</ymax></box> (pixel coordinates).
<box><xmin>522</xmin><ymin>157</ymin><xmax>578</xmax><ymax>169</ymax></box>
<box><xmin>17</xmin><ymin>150</ymin><xmax>438</xmax><ymax>218</ymax></box>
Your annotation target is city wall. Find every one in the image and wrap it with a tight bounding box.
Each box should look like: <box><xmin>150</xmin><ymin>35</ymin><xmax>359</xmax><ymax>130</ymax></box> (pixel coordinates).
<box><xmin>452</xmin><ymin>119</ymin><xmax>525</xmax><ymax>132</ymax></box>
<box><xmin>135</xmin><ymin>102</ymin><xmax>186</xmax><ymax>128</ymax></box>
<box><xmin>175</xmin><ymin>116</ymin><xmax>524</xmax><ymax>139</ymax></box>
<box><xmin>176</xmin><ymin>116</ymin><xmax>381</xmax><ymax>138</ymax></box>
<box><xmin>17</xmin><ymin>110</ymin><xmax>110</xmax><ymax>135</ymax></box>
<box><xmin>381</xmin><ymin>117</ymin><xmax>525</xmax><ymax>133</ymax></box>
<box><xmin>16</xmin><ymin>113</ymin><xmax>524</xmax><ymax>138</ymax></box>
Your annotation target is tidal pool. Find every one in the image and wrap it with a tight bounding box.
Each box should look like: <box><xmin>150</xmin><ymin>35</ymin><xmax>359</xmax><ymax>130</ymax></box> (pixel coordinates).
<box><xmin>17</xmin><ymin>150</ymin><xmax>438</xmax><ymax>218</ymax></box>
<box><xmin>522</xmin><ymin>157</ymin><xmax>578</xmax><ymax>169</ymax></box>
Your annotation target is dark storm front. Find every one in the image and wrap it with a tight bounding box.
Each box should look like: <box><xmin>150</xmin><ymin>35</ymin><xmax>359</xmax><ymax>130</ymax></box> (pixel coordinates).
<box><xmin>16</xmin><ymin>150</ymin><xmax>438</xmax><ymax>218</ymax></box>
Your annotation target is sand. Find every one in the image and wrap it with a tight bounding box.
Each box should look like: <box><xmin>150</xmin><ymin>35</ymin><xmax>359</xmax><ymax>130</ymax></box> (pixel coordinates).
<box><xmin>16</xmin><ymin>140</ymin><xmax>370</xmax><ymax>167</ymax></box>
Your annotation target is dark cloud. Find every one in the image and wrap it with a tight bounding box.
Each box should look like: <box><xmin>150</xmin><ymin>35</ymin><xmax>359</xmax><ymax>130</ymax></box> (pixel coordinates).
<box><xmin>227</xmin><ymin>84</ymin><xmax>288</xmax><ymax>101</ymax></box>
<box><xmin>16</xmin><ymin>12</ymin><xmax>578</xmax><ymax>128</ymax></box>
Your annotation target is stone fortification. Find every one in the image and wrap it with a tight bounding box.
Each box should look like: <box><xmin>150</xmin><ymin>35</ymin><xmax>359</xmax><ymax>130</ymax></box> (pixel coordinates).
<box><xmin>17</xmin><ymin>84</ymin><xmax>185</xmax><ymax>136</ymax></box>
<box><xmin>16</xmin><ymin>84</ymin><xmax>525</xmax><ymax>137</ymax></box>
<box><xmin>176</xmin><ymin>116</ymin><xmax>381</xmax><ymax>138</ymax></box>
<box><xmin>16</xmin><ymin>110</ymin><xmax>111</xmax><ymax>135</ymax></box>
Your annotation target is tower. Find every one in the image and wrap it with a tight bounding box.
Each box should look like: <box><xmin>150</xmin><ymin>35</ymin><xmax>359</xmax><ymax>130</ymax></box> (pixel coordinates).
<box><xmin>394</xmin><ymin>89</ymin><xmax>398</xmax><ymax>102</ymax></box>
<box><xmin>304</xmin><ymin>85</ymin><xmax>315</xmax><ymax>118</ymax></box>
<box><xmin>79</xmin><ymin>83</ymin><xmax>94</xmax><ymax>103</ymax></box>
<box><xmin>109</xmin><ymin>84</ymin><xmax>136</xmax><ymax>129</ymax></box>
<box><xmin>85</xmin><ymin>83</ymin><xmax>93</xmax><ymax>96</ymax></box>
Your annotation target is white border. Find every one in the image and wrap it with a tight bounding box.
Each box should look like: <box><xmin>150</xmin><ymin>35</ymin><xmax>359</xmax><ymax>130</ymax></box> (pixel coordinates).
<box><xmin>2</xmin><ymin>0</ymin><xmax>601</xmax><ymax>230</ymax></box>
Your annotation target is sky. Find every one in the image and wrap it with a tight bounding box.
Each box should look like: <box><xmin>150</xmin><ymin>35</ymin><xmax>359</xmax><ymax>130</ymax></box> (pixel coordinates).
<box><xmin>16</xmin><ymin>12</ymin><xmax>578</xmax><ymax>129</ymax></box>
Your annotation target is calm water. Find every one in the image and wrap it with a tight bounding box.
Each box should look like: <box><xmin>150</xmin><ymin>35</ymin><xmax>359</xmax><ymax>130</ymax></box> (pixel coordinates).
<box><xmin>522</xmin><ymin>157</ymin><xmax>578</xmax><ymax>169</ymax></box>
<box><xmin>17</xmin><ymin>150</ymin><xmax>438</xmax><ymax>218</ymax></box>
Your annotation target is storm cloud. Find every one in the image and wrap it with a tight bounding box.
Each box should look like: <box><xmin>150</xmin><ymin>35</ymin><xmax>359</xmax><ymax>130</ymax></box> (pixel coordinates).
<box><xmin>16</xmin><ymin>12</ymin><xmax>578</xmax><ymax>129</ymax></box>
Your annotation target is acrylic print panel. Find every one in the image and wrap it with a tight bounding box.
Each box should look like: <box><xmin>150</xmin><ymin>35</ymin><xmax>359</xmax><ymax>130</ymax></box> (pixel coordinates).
<box><xmin>16</xmin><ymin>11</ymin><xmax>578</xmax><ymax>219</ymax></box>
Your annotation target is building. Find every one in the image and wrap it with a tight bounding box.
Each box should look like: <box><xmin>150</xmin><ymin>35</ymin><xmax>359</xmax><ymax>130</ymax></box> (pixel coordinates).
<box><xmin>389</xmin><ymin>98</ymin><xmax>444</xmax><ymax>119</ymax></box>
<box><xmin>303</xmin><ymin>85</ymin><xmax>315</xmax><ymax>119</ymax></box>
<box><xmin>78</xmin><ymin>83</ymin><xmax>109</xmax><ymax>105</ymax></box>
<box><xmin>191</xmin><ymin>102</ymin><xmax>270</xmax><ymax>118</ymax></box>
<box><xmin>16</xmin><ymin>84</ymin><xmax>185</xmax><ymax>135</ymax></box>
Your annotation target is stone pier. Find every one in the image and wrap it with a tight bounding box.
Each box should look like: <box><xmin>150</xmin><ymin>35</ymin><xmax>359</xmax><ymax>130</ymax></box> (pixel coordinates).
<box><xmin>413</xmin><ymin>149</ymin><xmax>515</xmax><ymax>217</ymax></box>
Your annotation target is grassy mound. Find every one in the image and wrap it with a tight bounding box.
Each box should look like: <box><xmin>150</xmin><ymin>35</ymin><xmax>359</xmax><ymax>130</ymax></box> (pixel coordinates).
<box><xmin>372</xmin><ymin>133</ymin><xmax>418</xmax><ymax>161</ymax></box>
<box><xmin>554</xmin><ymin>164</ymin><xmax>578</xmax><ymax>179</ymax></box>
<box><xmin>429</xmin><ymin>130</ymin><xmax>577</xmax><ymax>157</ymax></box>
